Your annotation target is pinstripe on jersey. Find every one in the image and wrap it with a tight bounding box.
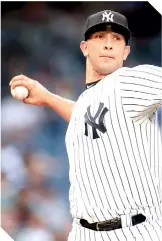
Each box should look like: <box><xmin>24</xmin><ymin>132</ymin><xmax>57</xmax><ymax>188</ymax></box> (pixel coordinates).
<box><xmin>65</xmin><ymin>65</ymin><xmax>162</xmax><ymax>240</ymax></box>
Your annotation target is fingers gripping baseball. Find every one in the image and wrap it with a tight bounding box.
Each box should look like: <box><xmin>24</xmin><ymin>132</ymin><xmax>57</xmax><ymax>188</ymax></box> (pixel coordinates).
<box><xmin>9</xmin><ymin>74</ymin><xmax>50</xmax><ymax>106</ymax></box>
<box><xmin>10</xmin><ymin>75</ymin><xmax>36</xmax><ymax>104</ymax></box>
<box><xmin>9</xmin><ymin>75</ymin><xmax>36</xmax><ymax>91</ymax></box>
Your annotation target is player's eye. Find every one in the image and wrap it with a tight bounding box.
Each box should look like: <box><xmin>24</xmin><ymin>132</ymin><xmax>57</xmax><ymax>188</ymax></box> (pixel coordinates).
<box><xmin>114</xmin><ymin>36</ymin><xmax>121</xmax><ymax>41</ymax></box>
<box><xmin>95</xmin><ymin>34</ymin><xmax>104</xmax><ymax>39</ymax></box>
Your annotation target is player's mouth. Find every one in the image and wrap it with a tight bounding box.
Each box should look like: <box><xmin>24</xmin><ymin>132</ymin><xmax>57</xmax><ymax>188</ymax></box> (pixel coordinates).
<box><xmin>100</xmin><ymin>55</ymin><xmax>115</xmax><ymax>60</ymax></box>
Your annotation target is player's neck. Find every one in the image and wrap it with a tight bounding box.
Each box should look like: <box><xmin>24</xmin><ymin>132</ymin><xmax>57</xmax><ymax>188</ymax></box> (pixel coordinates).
<box><xmin>85</xmin><ymin>62</ymin><xmax>106</xmax><ymax>84</ymax></box>
<box><xmin>86</xmin><ymin>74</ymin><xmax>105</xmax><ymax>84</ymax></box>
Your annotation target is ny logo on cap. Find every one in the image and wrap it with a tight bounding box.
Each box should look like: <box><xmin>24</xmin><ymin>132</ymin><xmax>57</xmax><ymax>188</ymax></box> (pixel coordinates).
<box><xmin>102</xmin><ymin>11</ymin><xmax>114</xmax><ymax>22</ymax></box>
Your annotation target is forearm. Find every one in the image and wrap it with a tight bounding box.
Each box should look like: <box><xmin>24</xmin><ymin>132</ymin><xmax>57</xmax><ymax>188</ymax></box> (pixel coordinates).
<box><xmin>45</xmin><ymin>92</ymin><xmax>75</xmax><ymax>122</ymax></box>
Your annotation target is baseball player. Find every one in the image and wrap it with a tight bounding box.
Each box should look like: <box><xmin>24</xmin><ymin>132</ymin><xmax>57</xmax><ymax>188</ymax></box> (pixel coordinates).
<box><xmin>10</xmin><ymin>10</ymin><xmax>162</xmax><ymax>241</ymax></box>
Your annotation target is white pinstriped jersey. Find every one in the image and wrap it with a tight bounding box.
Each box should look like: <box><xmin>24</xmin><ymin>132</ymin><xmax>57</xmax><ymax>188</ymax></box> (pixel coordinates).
<box><xmin>65</xmin><ymin>65</ymin><xmax>162</xmax><ymax>225</ymax></box>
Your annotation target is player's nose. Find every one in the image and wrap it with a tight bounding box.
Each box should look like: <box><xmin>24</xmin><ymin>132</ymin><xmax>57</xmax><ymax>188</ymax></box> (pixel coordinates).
<box><xmin>103</xmin><ymin>35</ymin><xmax>113</xmax><ymax>50</ymax></box>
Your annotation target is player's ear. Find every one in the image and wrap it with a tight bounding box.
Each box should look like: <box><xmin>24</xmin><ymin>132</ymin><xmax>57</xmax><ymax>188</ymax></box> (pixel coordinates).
<box><xmin>80</xmin><ymin>41</ymin><xmax>88</xmax><ymax>57</ymax></box>
<box><xmin>123</xmin><ymin>45</ymin><xmax>130</xmax><ymax>61</ymax></box>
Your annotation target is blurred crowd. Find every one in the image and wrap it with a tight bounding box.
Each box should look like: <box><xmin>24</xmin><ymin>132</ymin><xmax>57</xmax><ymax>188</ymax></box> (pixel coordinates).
<box><xmin>1</xmin><ymin>2</ymin><xmax>162</xmax><ymax>241</ymax></box>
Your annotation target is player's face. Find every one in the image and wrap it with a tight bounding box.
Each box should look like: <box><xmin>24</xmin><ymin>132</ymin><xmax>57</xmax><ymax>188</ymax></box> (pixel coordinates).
<box><xmin>80</xmin><ymin>29</ymin><xmax>130</xmax><ymax>75</ymax></box>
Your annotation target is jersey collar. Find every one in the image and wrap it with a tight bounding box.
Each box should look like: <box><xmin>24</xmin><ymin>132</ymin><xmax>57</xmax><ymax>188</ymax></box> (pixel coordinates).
<box><xmin>86</xmin><ymin>79</ymin><xmax>101</xmax><ymax>89</ymax></box>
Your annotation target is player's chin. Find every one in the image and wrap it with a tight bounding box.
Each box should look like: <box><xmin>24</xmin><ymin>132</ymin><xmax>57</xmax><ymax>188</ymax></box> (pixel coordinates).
<box><xmin>99</xmin><ymin>65</ymin><xmax>115</xmax><ymax>75</ymax></box>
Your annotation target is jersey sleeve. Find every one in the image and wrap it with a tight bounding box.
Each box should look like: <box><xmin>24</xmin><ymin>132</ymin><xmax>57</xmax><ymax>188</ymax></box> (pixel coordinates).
<box><xmin>119</xmin><ymin>65</ymin><xmax>162</xmax><ymax>123</ymax></box>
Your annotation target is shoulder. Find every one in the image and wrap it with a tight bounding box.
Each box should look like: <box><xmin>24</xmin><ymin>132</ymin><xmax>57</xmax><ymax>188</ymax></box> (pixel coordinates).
<box><xmin>102</xmin><ymin>65</ymin><xmax>162</xmax><ymax>92</ymax></box>
<box><xmin>133</xmin><ymin>64</ymin><xmax>162</xmax><ymax>72</ymax></box>
<box><xmin>110</xmin><ymin>64</ymin><xmax>162</xmax><ymax>85</ymax></box>
<box><xmin>116</xmin><ymin>64</ymin><xmax>162</xmax><ymax>77</ymax></box>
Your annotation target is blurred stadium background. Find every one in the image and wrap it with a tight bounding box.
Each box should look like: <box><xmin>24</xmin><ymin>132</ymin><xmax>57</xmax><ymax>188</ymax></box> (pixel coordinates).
<box><xmin>1</xmin><ymin>2</ymin><xmax>162</xmax><ymax>241</ymax></box>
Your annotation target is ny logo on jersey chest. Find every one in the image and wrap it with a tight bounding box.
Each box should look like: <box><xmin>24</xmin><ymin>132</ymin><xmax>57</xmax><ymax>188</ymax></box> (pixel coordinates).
<box><xmin>84</xmin><ymin>102</ymin><xmax>108</xmax><ymax>139</ymax></box>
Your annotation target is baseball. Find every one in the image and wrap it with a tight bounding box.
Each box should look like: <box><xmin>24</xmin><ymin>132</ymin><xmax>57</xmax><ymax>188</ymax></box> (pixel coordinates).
<box><xmin>11</xmin><ymin>86</ymin><xmax>29</xmax><ymax>100</ymax></box>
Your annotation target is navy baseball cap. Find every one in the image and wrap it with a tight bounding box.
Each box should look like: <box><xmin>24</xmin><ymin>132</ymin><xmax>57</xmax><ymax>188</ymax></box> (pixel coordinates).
<box><xmin>84</xmin><ymin>10</ymin><xmax>130</xmax><ymax>44</ymax></box>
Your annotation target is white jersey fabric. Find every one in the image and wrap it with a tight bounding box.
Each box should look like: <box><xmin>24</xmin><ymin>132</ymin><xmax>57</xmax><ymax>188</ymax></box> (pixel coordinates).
<box><xmin>65</xmin><ymin>65</ymin><xmax>162</xmax><ymax>241</ymax></box>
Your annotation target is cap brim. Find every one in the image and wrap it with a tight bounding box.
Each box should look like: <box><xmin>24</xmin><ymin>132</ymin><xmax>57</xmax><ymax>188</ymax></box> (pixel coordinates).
<box><xmin>84</xmin><ymin>22</ymin><xmax>130</xmax><ymax>43</ymax></box>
